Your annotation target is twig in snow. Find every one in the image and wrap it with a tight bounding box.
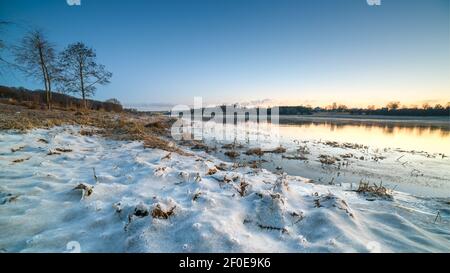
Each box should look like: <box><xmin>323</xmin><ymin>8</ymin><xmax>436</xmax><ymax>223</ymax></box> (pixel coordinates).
<box><xmin>93</xmin><ymin>167</ymin><xmax>98</xmax><ymax>183</ymax></box>
<box><xmin>434</xmin><ymin>211</ymin><xmax>441</xmax><ymax>224</ymax></box>
<box><xmin>11</xmin><ymin>146</ymin><xmax>25</xmax><ymax>153</ymax></box>
<box><xmin>161</xmin><ymin>153</ymin><xmax>171</xmax><ymax>160</ymax></box>
<box><xmin>12</xmin><ymin>156</ymin><xmax>31</xmax><ymax>163</ymax></box>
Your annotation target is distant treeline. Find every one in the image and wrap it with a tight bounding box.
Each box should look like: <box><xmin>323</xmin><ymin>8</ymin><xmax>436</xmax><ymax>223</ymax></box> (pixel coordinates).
<box><xmin>345</xmin><ymin>107</ymin><xmax>449</xmax><ymax>117</ymax></box>
<box><xmin>181</xmin><ymin>103</ymin><xmax>449</xmax><ymax>117</ymax></box>
<box><xmin>0</xmin><ymin>85</ymin><xmax>122</xmax><ymax>112</ymax></box>
<box><xmin>277</xmin><ymin>105</ymin><xmax>450</xmax><ymax>116</ymax></box>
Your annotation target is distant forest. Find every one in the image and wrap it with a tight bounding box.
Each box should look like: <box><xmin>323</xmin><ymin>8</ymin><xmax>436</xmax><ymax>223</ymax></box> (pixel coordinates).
<box><xmin>276</xmin><ymin>102</ymin><xmax>450</xmax><ymax>117</ymax></box>
<box><xmin>184</xmin><ymin>102</ymin><xmax>450</xmax><ymax>117</ymax></box>
<box><xmin>0</xmin><ymin>85</ymin><xmax>122</xmax><ymax>112</ymax></box>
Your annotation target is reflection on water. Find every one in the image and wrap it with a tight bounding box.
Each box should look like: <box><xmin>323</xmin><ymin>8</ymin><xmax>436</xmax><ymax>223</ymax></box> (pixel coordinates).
<box><xmin>193</xmin><ymin>116</ymin><xmax>450</xmax><ymax>154</ymax></box>
<box><xmin>277</xmin><ymin>120</ymin><xmax>450</xmax><ymax>154</ymax></box>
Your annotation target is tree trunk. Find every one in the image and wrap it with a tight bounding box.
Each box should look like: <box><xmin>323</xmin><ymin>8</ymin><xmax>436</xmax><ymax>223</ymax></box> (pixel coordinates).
<box><xmin>82</xmin><ymin>91</ymin><xmax>86</xmax><ymax>109</ymax></box>
<box><xmin>38</xmin><ymin>45</ymin><xmax>51</xmax><ymax>110</ymax></box>
<box><xmin>79</xmin><ymin>60</ymin><xmax>86</xmax><ymax>109</ymax></box>
<box><xmin>39</xmin><ymin>62</ymin><xmax>49</xmax><ymax>109</ymax></box>
<box><xmin>47</xmin><ymin>77</ymin><xmax>52</xmax><ymax>110</ymax></box>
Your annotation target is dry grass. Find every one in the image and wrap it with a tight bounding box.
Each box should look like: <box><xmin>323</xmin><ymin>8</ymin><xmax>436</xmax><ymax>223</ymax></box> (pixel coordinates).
<box><xmin>248</xmin><ymin>161</ymin><xmax>260</xmax><ymax>169</ymax></box>
<box><xmin>356</xmin><ymin>181</ymin><xmax>393</xmax><ymax>200</ymax></box>
<box><xmin>55</xmin><ymin>148</ymin><xmax>72</xmax><ymax>153</ymax></box>
<box><xmin>222</xmin><ymin>142</ymin><xmax>244</xmax><ymax>150</ymax></box>
<box><xmin>80</xmin><ymin>129</ymin><xmax>95</xmax><ymax>136</ymax></box>
<box><xmin>207</xmin><ymin>167</ymin><xmax>218</xmax><ymax>175</ymax></box>
<box><xmin>224</xmin><ymin>150</ymin><xmax>240</xmax><ymax>159</ymax></box>
<box><xmin>177</xmin><ymin>139</ymin><xmax>212</xmax><ymax>153</ymax></box>
<box><xmin>318</xmin><ymin>154</ymin><xmax>341</xmax><ymax>165</ymax></box>
<box><xmin>145</xmin><ymin>120</ymin><xmax>169</xmax><ymax>135</ymax></box>
<box><xmin>265</xmin><ymin>146</ymin><xmax>287</xmax><ymax>154</ymax></box>
<box><xmin>12</xmin><ymin>157</ymin><xmax>31</xmax><ymax>163</ymax></box>
<box><xmin>215</xmin><ymin>163</ymin><xmax>229</xmax><ymax>171</ymax></box>
<box><xmin>237</xmin><ymin>180</ymin><xmax>249</xmax><ymax>197</ymax></box>
<box><xmin>340</xmin><ymin>153</ymin><xmax>353</xmax><ymax>159</ymax></box>
<box><xmin>323</xmin><ymin>141</ymin><xmax>366</xmax><ymax>150</ymax></box>
<box><xmin>0</xmin><ymin>103</ymin><xmax>187</xmax><ymax>155</ymax></box>
<box><xmin>151</xmin><ymin>204</ymin><xmax>176</xmax><ymax>219</ymax></box>
<box><xmin>222</xmin><ymin>143</ymin><xmax>235</xmax><ymax>149</ymax></box>
<box><xmin>11</xmin><ymin>146</ymin><xmax>25</xmax><ymax>153</ymax></box>
<box><xmin>245</xmin><ymin>148</ymin><xmax>265</xmax><ymax>157</ymax></box>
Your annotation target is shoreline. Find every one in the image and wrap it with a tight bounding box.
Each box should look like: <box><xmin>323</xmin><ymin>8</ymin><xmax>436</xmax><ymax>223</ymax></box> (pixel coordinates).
<box><xmin>158</xmin><ymin>112</ymin><xmax>449</xmax><ymax>129</ymax></box>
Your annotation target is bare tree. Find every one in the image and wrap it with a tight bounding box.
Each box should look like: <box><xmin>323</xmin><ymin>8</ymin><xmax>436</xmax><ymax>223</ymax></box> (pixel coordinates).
<box><xmin>367</xmin><ymin>105</ymin><xmax>376</xmax><ymax>111</ymax></box>
<box><xmin>331</xmin><ymin>102</ymin><xmax>338</xmax><ymax>111</ymax></box>
<box><xmin>59</xmin><ymin>42</ymin><xmax>112</xmax><ymax>108</ymax></box>
<box><xmin>434</xmin><ymin>104</ymin><xmax>444</xmax><ymax>110</ymax></box>
<box><xmin>386</xmin><ymin>101</ymin><xmax>400</xmax><ymax>111</ymax></box>
<box><xmin>337</xmin><ymin>104</ymin><xmax>348</xmax><ymax>112</ymax></box>
<box><xmin>14</xmin><ymin>30</ymin><xmax>58</xmax><ymax>109</ymax></box>
<box><xmin>422</xmin><ymin>103</ymin><xmax>431</xmax><ymax>110</ymax></box>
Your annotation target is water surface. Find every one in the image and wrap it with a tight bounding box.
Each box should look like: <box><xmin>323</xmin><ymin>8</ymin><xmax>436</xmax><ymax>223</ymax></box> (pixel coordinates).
<box><xmin>199</xmin><ymin>116</ymin><xmax>450</xmax><ymax>197</ymax></box>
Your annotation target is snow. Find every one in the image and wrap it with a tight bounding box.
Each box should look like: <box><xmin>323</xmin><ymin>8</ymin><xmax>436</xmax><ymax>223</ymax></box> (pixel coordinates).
<box><xmin>0</xmin><ymin>126</ymin><xmax>449</xmax><ymax>253</ymax></box>
<box><xmin>198</xmin><ymin>122</ymin><xmax>450</xmax><ymax>198</ymax></box>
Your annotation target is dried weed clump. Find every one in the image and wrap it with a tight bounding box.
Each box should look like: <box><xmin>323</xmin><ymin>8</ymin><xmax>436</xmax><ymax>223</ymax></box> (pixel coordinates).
<box><xmin>318</xmin><ymin>154</ymin><xmax>340</xmax><ymax>165</ymax></box>
<box><xmin>151</xmin><ymin>204</ymin><xmax>176</xmax><ymax>219</ymax></box>
<box><xmin>356</xmin><ymin>181</ymin><xmax>393</xmax><ymax>200</ymax></box>
<box><xmin>265</xmin><ymin>146</ymin><xmax>287</xmax><ymax>154</ymax></box>
<box><xmin>12</xmin><ymin>157</ymin><xmax>31</xmax><ymax>163</ymax></box>
<box><xmin>225</xmin><ymin>150</ymin><xmax>240</xmax><ymax>159</ymax></box>
<box><xmin>237</xmin><ymin>180</ymin><xmax>250</xmax><ymax>197</ymax></box>
<box><xmin>245</xmin><ymin>148</ymin><xmax>265</xmax><ymax>157</ymax></box>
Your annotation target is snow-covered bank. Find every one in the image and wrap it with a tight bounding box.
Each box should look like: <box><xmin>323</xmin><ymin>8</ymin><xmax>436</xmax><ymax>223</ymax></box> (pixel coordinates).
<box><xmin>0</xmin><ymin>126</ymin><xmax>449</xmax><ymax>252</ymax></box>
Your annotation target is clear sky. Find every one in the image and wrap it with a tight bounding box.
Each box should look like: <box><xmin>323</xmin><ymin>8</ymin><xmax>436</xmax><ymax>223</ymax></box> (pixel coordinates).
<box><xmin>0</xmin><ymin>0</ymin><xmax>448</xmax><ymax>109</ymax></box>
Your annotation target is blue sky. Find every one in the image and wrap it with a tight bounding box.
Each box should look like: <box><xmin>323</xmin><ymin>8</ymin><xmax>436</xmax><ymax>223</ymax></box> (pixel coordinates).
<box><xmin>0</xmin><ymin>0</ymin><xmax>448</xmax><ymax>108</ymax></box>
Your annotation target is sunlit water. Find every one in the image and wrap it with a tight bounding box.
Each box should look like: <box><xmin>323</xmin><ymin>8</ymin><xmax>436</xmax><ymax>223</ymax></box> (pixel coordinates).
<box><xmin>195</xmin><ymin>117</ymin><xmax>450</xmax><ymax>197</ymax></box>
<box><xmin>277</xmin><ymin>122</ymin><xmax>450</xmax><ymax>155</ymax></box>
